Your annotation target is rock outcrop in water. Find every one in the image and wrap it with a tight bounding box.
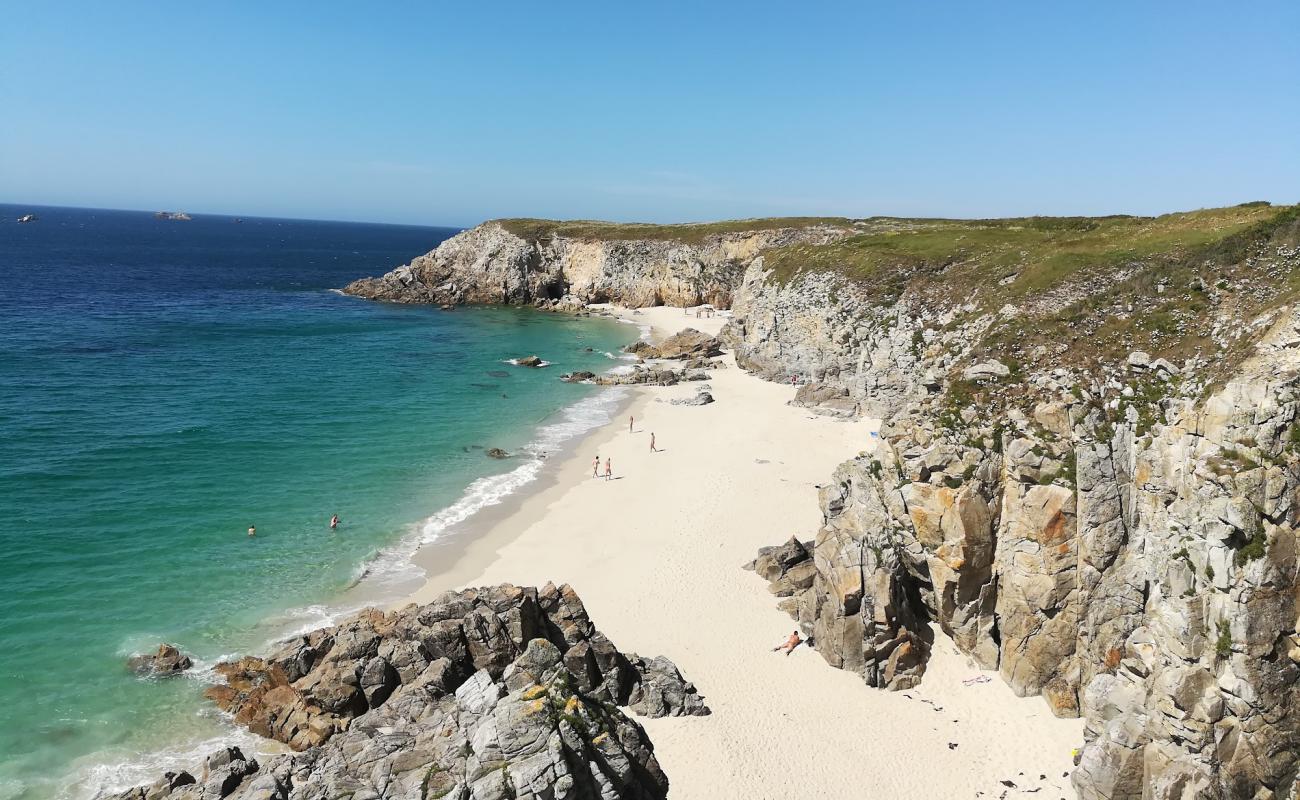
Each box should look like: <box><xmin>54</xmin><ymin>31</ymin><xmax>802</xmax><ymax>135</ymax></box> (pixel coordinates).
<box><xmin>127</xmin><ymin>644</ymin><xmax>194</xmax><ymax>677</ymax></box>
<box><xmin>342</xmin><ymin>219</ymin><xmax>850</xmax><ymax>308</ymax></box>
<box><xmin>115</xmin><ymin>583</ymin><xmax>707</xmax><ymax>800</ymax></box>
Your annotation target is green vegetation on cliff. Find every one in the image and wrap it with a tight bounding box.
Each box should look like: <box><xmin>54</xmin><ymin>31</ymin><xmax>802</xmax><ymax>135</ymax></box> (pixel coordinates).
<box><xmin>764</xmin><ymin>202</ymin><xmax>1300</xmax><ymax>382</ymax></box>
<box><xmin>496</xmin><ymin>216</ymin><xmax>853</xmax><ymax>245</ymax></box>
<box><xmin>764</xmin><ymin>203</ymin><xmax>1294</xmax><ymax>299</ymax></box>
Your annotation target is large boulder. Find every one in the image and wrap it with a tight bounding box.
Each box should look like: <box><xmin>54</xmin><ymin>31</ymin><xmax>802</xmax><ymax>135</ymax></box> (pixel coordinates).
<box><xmin>650</xmin><ymin>328</ymin><xmax>724</xmax><ymax>360</ymax></box>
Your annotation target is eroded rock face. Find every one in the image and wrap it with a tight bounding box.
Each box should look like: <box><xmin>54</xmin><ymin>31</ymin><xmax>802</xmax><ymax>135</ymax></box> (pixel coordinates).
<box><xmin>118</xmin><ymin>584</ymin><xmax>706</xmax><ymax>800</ymax></box>
<box><xmin>343</xmin><ymin>222</ymin><xmax>848</xmax><ymax>309</ymax></box>
<box><xmin>724</xmin><ymin>260</ymin><xmax>989</xmax><ymax>420</ymax></box>
<box><xmin>744</xmin><ymin>304</ymin><xmax>1300</xmax><ymax>798</ymax></box>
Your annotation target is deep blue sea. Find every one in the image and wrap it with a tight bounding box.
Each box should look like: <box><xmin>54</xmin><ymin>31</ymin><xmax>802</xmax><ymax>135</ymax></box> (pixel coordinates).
<box><xmin>0</xmin><ymin>205</ymin><xmax>636</xmax><ymax>799</ymax></box>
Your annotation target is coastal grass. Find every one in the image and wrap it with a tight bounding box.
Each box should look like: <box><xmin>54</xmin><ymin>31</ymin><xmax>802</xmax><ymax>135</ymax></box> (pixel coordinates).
<box><xmin>496</xmin><ymin>216</ymin><xmax>855</xmax><ymax>245</ymax></box>
<box><xmin>762</xmin><ymin>203</ymin><xmax>1291</xmax><ymax>300</ymax></box>
<box><xmin>762</xmin><ymin>202</ymin><xmax>1300</xmax><ymax>382</ymax></box>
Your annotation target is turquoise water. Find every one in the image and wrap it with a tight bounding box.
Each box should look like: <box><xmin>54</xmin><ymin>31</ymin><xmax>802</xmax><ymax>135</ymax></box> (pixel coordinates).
<box><xmin>0</xmin><ymin>206</ymin><xmax>636</xmax><ymax>799</ymax></box>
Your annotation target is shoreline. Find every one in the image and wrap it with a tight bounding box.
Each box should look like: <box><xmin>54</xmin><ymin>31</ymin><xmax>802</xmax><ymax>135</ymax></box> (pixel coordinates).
<box><xmin>398</xmin><ymin>305</ymin><xmax>1085</xmax><ymax>799</ymax></box>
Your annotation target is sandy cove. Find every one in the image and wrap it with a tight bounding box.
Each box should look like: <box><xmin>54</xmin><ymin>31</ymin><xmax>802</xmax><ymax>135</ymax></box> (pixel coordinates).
<box><xmin>404</xmin><ymin>305</ymin><xmax>1083</xmax><ymax>799</ymax></box>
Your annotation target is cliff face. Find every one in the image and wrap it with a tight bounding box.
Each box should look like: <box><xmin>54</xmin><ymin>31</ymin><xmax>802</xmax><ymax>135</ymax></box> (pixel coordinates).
<box><xmin>732</xmin><ymin>205</ymin><xmax>1300</xmax><ymax>799</ymax></box>
<box><xmin>340</xmin><ymin>204</ymin><xmax>1300</xmax><ymax>798</ymax></box>
<box><xmin>343</xmin><ymin>219</ymin><xmax>850</xmax><ymax>309</ymax></box>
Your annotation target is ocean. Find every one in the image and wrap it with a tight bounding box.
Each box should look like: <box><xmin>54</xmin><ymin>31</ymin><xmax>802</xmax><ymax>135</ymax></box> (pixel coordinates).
<box><xmin>0</xmin><ymin>205</ymin><xmax>637</xmax><ymax>799</ymax></box>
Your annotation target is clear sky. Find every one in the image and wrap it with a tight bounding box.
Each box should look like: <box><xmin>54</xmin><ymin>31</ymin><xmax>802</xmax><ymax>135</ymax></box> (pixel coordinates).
<box><xmin>3</xmin><ymin>1</ymin><xmax>1297</xmax><ymax>226</ymax></box>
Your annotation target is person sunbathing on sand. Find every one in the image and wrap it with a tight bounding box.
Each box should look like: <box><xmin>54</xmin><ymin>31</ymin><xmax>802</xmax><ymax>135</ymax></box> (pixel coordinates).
<box><xmin>773</xmin><ymin>630</ymin><xmax>802</xmax><ymax>655</ymax></box>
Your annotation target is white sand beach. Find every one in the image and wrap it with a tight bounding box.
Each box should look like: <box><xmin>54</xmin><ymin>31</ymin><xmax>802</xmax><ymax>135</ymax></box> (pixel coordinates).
<box><xmin>405</xmin><ymin>305</ymin><xmax>1083</xmax><ymax>799</ymax></box>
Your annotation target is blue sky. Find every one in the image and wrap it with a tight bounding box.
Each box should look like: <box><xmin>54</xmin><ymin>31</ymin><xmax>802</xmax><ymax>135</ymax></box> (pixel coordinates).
<box><xmin>2</xmin><ymin>2</ymin><xmax>1297</xmax><ymax>226</ymax></box>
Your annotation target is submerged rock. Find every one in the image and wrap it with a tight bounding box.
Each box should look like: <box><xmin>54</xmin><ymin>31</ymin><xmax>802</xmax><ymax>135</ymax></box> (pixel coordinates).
<box><xmin>486</xmin><ymin>447</ymin><xmax>509</xmax><ymax>459</ymax></box>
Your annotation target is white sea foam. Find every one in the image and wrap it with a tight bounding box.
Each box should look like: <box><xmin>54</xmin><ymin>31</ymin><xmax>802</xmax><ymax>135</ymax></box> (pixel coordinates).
<box><xmin>347</xmin><ymin>380</ymin><xmax>630</xmax><ymax>593</ymax></box>
<box><xmin>58</xmin><ymin>713</ymin><xmax>269</xmax><ymax>800</ymax></box>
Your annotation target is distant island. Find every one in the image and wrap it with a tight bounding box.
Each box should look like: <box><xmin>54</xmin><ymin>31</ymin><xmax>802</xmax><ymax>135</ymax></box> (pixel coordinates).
<box><xmin>154</xmin><ymin>211</ymin><xmax>192</xmax><ymax>221</ymax></box>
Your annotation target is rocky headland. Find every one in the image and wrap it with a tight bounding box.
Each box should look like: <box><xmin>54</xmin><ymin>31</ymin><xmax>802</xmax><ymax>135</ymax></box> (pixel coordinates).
<box><xmin>342</xmin><ymin>218</ymin><xmax>851</xmax><ymax>308</ymax></box>
<box><xmin>116</xmin><ymin>584</ymin><xmax>706</xmax><ymax>800</ymax></box>
<box><xmin>339</xmin><ymin>202</ymin><xmax>1300</xmax><ymax>799</ymax></box>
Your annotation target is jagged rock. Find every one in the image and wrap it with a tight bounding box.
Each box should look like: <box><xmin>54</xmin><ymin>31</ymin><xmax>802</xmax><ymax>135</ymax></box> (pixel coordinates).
<box><xmin>625</xmin><ymin>654</ymin><xmax>710</xmax><ymax>718</ymax></box>
<box><xmin>514</xmin><ymin>355</ymin><xmax>545</xmax><ymax>368</ymax></box>
<box><xmin>123</xmin><ymin>585</ymin><xmax>705</xmax><ymax>800</ymax></box>
<box><xmin>127</xmin><ymin>644</ymin><xmax>194</xmax><ymax>676</ymax></box>
<box><xmin>486</xmin><ymin>448</ymin><xmax>509</xmax><ymax>459</ymax></box>
<box><xmin>561</xmin><ymin>371</ymin><xmax>596</xmax><ymax>383</ymax></box>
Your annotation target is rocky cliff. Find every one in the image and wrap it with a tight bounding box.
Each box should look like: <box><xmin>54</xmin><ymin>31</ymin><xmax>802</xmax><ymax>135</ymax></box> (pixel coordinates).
<box><xmin>339</xmin><ymin>203</ymin><xmax>1300</xmax><ymax>798</ymax></box>
<box><xmin>733</xmin><ymin>204</ymin><xmax>1300</xmax><ymax>799</ymax></box>
<box><xmin>114</xmin><ymin>584</ymin><xmax>706</xmax><ymax>800</ymax></box>
<box><xmin>343</xmin><ymin>218</ymin><xmax>851</xmax><ymax>309</ymax></box>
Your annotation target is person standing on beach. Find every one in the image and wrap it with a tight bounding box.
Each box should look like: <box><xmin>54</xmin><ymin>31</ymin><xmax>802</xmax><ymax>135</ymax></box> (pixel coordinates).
<box><xmin>629</xmin><ymin>415</ymin><xmax>634</xmax><ymax>433</ymax></box>
<box><xmin>593</xmin><ymin>454</ymin><xmax>600</xmax><ymax>478</ymax></box>
<box><xmin>650</xmin><ymin>432</ymin><xmax>657</xmax><ymax>452</ymax></box>
<box><xmin>247</xmin><ymin>525</ymin><xmax>256</xmax><ymax>537</ymax></box>
<box><xmin>604</xmin><ymin>457</ymin><xmax>612</xmax><ymax>481</ymax></box>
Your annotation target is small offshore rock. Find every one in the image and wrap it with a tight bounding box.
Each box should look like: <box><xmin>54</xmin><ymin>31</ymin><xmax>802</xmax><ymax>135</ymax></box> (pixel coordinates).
<box><xmin>514</xmin><ymin>355</ymin><xmax>544</xmax><ymax>367</ymax></box>
<box><xmin>128</xmin><ymin>644</ymin><xmax>194</xmax><ymax>676</ymax></box>
<box><xmin>485</xmin><ymin>448</ymin><xmax>509</xmax><ymax>459</ymax></box>
<box><xmin>561</xmin><ymin>370</ymin><xmax>596</xmax><ymax>383</ymax></box>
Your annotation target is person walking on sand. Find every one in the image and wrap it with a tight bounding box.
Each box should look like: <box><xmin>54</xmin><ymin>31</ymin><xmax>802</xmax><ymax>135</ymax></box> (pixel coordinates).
<box><xmin>629</xmin><ymin>415</ymin><xmax>634</xmax><ymax>433</ymax></box>
<box><xmin>247</xmin><ymin>524</ymin><xmax>256</xmax><ymax>537</ymax></box>
<box><xmin>330</xmin><ymin>514</ymin><xmax>339</xmax><ymax>530</ymax></box>
<box><xmin>604</xmin><ymin>457</ymin><xmax>612</xmax><ymax>481</ymax></box>
<box><xmin>593</xmin><ymin>454</ymin><xmax>600</xmax><ymax>478</ymax></box>
<box><xmin>650</xmin><ymin>432</ymin><xmax>657</xmax><ymax>452</ymax></box>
